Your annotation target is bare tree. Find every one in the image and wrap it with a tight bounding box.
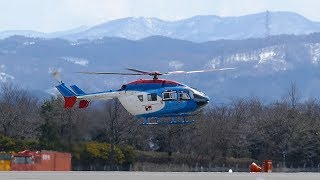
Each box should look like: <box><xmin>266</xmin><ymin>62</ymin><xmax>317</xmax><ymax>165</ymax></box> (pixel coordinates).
<box><xmin>0</xmin><ymin>82</ymin><xmax>40</xmax><ymax>139</ymax></box>
<box><xmin>287</xmin><ymin>82</ymin><xmax>301</xmax><ymax>109</ymax></box>
<box><xmin>39</xmin><ymin>95</ymin><xmax>93</xmax><ymax>150</ymax></box>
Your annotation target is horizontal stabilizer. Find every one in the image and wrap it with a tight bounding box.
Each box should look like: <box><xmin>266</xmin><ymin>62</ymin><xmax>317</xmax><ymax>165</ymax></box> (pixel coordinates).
<box><xmin>70</xmin><ymin>85</ymin><xmax>86</xmax><ymax>95</ymax></box>
<box><xmin>69</xmin><ymin>85</ymin><xmax>90</xmax><ymax>108</ymax></box>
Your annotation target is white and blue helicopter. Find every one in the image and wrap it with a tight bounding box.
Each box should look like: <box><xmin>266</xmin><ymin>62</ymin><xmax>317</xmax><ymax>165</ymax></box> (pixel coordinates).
<box><xmin>54</xmin><ymin>68</ymin><xmax>233</xmax><ymax>125</ymax></box>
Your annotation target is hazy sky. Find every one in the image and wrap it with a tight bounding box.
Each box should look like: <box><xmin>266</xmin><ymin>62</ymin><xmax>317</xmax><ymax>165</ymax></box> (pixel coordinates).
<box><xmin>1</xmin><ymin>0</ymin><xmax>320</xmax><ymax>32</ymax></box>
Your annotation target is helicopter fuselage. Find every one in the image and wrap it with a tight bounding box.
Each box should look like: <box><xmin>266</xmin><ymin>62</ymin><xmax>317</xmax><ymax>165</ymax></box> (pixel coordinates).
<box><xmin>116</xmin><ymin>79</ymin><xmax>210</xmax><ymax>118</ymax></box>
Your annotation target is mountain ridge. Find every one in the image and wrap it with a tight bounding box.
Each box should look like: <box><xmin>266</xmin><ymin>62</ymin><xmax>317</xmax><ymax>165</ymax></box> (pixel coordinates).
<box><xmin>1</xmin><ymin>11</ymin><xmax>320</xmax><ymax>42</ymax></box>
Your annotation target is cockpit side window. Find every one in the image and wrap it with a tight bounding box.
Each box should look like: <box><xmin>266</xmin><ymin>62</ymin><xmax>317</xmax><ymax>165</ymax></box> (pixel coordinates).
<box><xmin>121</xmin><ymin>85</ymin><xmax>126</xmax><ymax>90</ymax></box>
<box><xmin>162</xmin><ymin>91</ymin><xmax>177</xmax><ymax>101</ymax></box>
<box><xmin>137</xmin><ymin>95</ymin><xmax>143</xmax><ymax>102</ymax></box>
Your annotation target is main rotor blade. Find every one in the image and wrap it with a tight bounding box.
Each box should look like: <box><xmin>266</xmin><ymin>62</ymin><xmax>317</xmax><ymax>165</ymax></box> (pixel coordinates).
<box><xmin>78</xmin><ymin>67</ymin><xmax>235</xmax><ymax>77</ymax></box>
<box><xmin>78</xmin><ymin>72</ymin><xmax>142</xmax><ymax>75</ymax></box>
<box><xmin>164</xmin><ymin>68</ymin><xmax>236</xmax><ymax>75</ymax></box>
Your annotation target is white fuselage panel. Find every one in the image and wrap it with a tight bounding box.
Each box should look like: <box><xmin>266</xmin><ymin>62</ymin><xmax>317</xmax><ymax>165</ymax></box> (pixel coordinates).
<box><xmin>118</xmin><ymin>91</ymin><xmax>164</xmax><ymax>116</ymax></box>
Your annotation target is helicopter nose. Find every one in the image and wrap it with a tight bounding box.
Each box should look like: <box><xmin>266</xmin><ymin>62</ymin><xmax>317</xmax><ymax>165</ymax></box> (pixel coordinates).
<box><xmin>194</xmin><ymin>94</ymin><xmax>210</xmax><ymax>107</ymax></box>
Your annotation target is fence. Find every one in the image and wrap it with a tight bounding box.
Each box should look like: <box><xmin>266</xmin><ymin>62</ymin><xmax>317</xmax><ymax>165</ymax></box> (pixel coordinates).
<box><xmin>129</xmin><ymin>162</ymin><xmax>320</xmax><ymax>172</ymax></box>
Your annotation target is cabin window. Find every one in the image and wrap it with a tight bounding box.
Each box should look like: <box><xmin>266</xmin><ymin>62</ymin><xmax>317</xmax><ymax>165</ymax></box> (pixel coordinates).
<box><xmin>13</xmin><ymin>156</ymin><xmax>33</xmax><ymax>164</ymax></box>
<box><xmin>0</xmin><ymin>154</ymin><xmax>11</xmax><ymax>160</ymax></box>
<box><xmin>162</xmin><ymin>91</ymin><xmax>177</xmax><ymax>101</ymax></box>
<box><xmin>13</xmin><ymin>157</ymin><xmax>25</xmax><ymax>164</ymax></box>
<box><xmin>26</xmin><ymin>157</ymin><xmax>33</xmax><ymax>164</ymax></box>
<box><xmin>178</xmin><ymin>92</ymin><xmax>190</xmax><ymax>100</ymax></box>
<box><xmin>147</xmin><ymin>93</ymin><xmax>157</xmax><ymax>101</ymax></box>
<box><xmin>137</xmin><ymin>95</ymin><xmax>143</xmax><ymax>102</ymax></box>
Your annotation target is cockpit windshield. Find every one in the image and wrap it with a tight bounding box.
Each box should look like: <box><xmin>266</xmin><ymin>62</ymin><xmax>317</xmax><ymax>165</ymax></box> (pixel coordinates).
<box><xmin>189</xmin><ymin>88</ymin><xmax>209</xmax><ymax>102</ymax></box>
<box><xmin>178</xmin><ymin>91</ymin><xmax>190</xmax><ymax>100</ymax></box>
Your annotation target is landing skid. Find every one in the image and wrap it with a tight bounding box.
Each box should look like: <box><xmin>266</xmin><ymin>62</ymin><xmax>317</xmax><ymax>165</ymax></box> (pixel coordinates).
<box><xmin>141</xmin><ymin>117</ymin><xmax>195</xmax><ymax>125</ymax></box>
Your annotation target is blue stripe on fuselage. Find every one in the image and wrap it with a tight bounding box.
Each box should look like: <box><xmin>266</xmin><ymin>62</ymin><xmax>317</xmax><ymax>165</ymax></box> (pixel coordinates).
<box><xmin>137</xmin><ymin>99</ymin><xmax>199</xmax><ymax>118</ymax></box>
<box><xmin>131</xmin><ymin>86</ymin><xmax>200</xmax><ymax>118</ymax></box>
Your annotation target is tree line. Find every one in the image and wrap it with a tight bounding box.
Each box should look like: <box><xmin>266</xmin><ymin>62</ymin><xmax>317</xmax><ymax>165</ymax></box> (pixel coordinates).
<box><xmin>0</xmin><ymin>82</ymin><xmax>320</xmax><ymax>170</ymax></box>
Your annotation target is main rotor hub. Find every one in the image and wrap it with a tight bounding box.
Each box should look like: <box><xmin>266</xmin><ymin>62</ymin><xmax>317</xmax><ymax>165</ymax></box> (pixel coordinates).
<box><xmin>150</xmin><ymin>71</ymin><xmax>162</xmax><ymax>80</ymax></box>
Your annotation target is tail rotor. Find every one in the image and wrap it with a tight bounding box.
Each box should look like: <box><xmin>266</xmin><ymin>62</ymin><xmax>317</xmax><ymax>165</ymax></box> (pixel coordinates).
<box><xmin>51</xmin><ymin>70</ymin><xmax>62</xmax><ymax>83</ymax></box>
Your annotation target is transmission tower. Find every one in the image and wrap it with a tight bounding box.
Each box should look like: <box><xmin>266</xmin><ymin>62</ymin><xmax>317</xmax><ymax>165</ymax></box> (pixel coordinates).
<box><xmin>265</xmin><ymin>10</ymin><xmax>270</xmax><ymax>38</ymax></box>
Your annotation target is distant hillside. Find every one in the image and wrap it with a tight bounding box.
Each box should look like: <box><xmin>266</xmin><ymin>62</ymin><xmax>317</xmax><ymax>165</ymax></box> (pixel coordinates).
<box><xmin>1</xmin><ymin>34</ymin><xmax>320</xmax><ymax>102</ymax></box>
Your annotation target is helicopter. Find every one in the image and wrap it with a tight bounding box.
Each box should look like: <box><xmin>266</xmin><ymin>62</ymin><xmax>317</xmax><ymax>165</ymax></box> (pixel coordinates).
<box><xmin>53</xmin><ymin>68</ymin><xmax>234</xmax><ymax>125</ymax></box>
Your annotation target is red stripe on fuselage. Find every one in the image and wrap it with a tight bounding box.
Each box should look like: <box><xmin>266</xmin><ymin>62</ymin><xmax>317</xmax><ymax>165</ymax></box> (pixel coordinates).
<box><xmin>127</xmin><ymin>79</ymin><xmax>180</xmax><ymax>85</ymax></box>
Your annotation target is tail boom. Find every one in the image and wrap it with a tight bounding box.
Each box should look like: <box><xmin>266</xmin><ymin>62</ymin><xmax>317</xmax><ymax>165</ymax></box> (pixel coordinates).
<box><xmin>55</xmin><ymin>83</ymin><xmax>118</xmax><ymax>109</ymax></box>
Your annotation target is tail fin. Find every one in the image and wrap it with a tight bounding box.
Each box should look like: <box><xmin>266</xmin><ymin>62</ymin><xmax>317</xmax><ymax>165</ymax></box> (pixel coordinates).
<box><xmin>55</xmin><ymin>83</ymin><xmax>90</xmax><ymax>109</ymax></box>
<box><xmin>52</xmin><ymin>71</ymin><xmax>90</xmax><ymax>109</ymax></box>
<box><xmin>55</xmin><ymin>83</ymin><xmax>77</xmax><ymax>108</ymax></box>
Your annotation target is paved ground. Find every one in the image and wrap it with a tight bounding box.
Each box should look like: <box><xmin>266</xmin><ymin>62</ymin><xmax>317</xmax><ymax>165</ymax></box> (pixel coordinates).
<box><xmin>0</xmin><ymin>171</ymin><xmax>320</xmax><ymax>180</ymax></box>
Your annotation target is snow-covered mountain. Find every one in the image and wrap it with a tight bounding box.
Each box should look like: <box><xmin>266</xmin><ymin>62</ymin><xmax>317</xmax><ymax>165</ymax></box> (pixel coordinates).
<box><xmin>69</xmin><ymin>11</ymin><xmax>320</xmax><ymax>42</ymax></box>
<box><xmin>1</xmin><ymin>11</ymin><xmax>320</xmax><ymax>42</ymax></box>
<box><xmin>2</xmin><ymin>34</ymin><xmax>320</xmax><ymax>102</ymax></box>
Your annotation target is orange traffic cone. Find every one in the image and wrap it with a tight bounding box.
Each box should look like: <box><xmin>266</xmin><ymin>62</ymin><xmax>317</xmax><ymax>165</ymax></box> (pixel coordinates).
<box><xmin>250</xmin><ymin>162</ymin><xmax>262</xmax><ymax>172</ymax></box>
